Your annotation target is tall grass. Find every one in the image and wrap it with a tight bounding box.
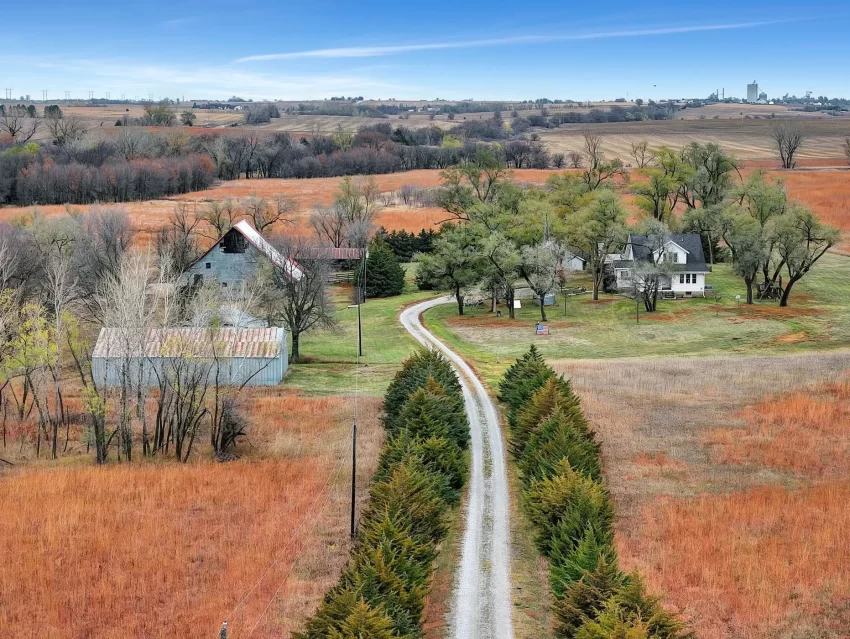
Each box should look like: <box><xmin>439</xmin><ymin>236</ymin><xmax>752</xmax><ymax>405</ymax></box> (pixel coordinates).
<box><xmin>0</xmin><ymin>392</ymin><xmax>382</xmax><ymax>638</ymax></box>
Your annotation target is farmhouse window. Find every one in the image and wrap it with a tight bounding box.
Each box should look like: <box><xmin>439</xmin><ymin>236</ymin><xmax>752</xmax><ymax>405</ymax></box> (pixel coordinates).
<box><xmin>205</xmin><ymin>262</ymin><xmax>211</xmax><ymax>269</ymax></box>
<box><xmin>680</xmin><ymin>274</ymin><xmax>684</xmax><ymax>284</ymax></box>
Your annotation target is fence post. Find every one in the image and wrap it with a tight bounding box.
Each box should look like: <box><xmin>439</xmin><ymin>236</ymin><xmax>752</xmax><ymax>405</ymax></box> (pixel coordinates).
<box><xmin>219</xmin><ymin>621</ymin><xmax>228</xmax><ymax>639</ymax></box>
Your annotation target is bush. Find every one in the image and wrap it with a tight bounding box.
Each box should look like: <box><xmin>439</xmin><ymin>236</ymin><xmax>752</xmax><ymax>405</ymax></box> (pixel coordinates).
<box><xmin>391</xmin><ymin>380</ymin><xmax>468</xmax><ymax>449</ymax></box>
<box><xmin>524</xmin><ymin>461</ymin><xmax>613</xmax><ymax>557</ymax></box>
<box><xmin>383</xmin><ymin>349</ymin><xmax>462</xmax><ymax>431</ymax></box>
<box><xmin>356</xmin><ymin>238</ymin><xmax>405</xmax><ymax>298</ymax></box>
<box><xmin>376</xmin><ymin>431</ymin><xmax>468</xmax><ymax>504</ymax></box>
<box><xmin>519</xmin><ymin>409</ymin><xmax>601</xmax><ymax>482</ymax></box>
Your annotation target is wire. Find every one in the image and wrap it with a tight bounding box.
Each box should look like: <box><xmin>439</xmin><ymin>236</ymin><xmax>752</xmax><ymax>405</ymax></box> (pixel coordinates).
<box><xmin>220</xmin><ymin>433</ymin><xmax>352</xmax><ymax>637</ymax></box>
<box><xmin>240</xmin><ymin>434</ymin><xmax>352</xmax><ymax>639</ymax></box>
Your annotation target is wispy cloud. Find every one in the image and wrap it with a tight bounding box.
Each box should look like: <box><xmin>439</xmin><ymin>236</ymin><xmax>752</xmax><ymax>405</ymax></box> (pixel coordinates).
<box><xmin>160</xmin><ymin>17</ymin><xmax>196</xmax><ymax>27</ymax></box>
<box><xmin>236</xmin><ymin>19</ymin><xmax>800</xmax><ymax>63</ymax></box>
<box><xmin>15</xmin><ymin>55</ymin><xmax>415</xmax><ymax>100</ymax></box>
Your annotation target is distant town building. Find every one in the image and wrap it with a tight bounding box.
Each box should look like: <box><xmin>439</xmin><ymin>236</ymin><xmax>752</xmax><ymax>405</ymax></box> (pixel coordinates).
<box><xmin>747</xmin><ymin>81</ymin><xmax>759</xmax><ymax>103</ymax></box>
<box><xmin>758</xmin><ymin>91</ymin><xmax>768</xmax><ymax>102</ymax></box>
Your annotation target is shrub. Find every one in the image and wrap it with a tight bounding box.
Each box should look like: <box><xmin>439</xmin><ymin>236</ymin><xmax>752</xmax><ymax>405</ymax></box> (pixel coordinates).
<box><xmin>524</xmin><ymin>461</ymin><xmax>614</xmax><ymax>557</ymax></box>
<box><xmin>295</xmin><ymin>591</ymin><xmax>396</xmax><ymax>639</ymax></box>
<box><xmin>364</xmin><ymin>459</ymin><xmax>450</xmax><ymax>546</ymax></box>
<box><xmin>499</xmin><ymin>348</ymin><xmax>689</xmax><ymax>639</ymax></box>
<box><xmin>391</xmin><ymin>379</ymin><xmax>468</xmax><ymax>450</ymax></box>
<box><xmin>554</xmin><ymin>556</ymin><xmax>625</xmax><ymax>638</ymax></box>
<box><xmin>356</xmin><ymin>238</ymin><xmax>405</xmax><ymax>298</ymax></box>
<box><xmin>519</xmin><ymin>409</ymin><xmax>601</xmax><ymax>483</ymax></box>
<box><xmin>383</xmin><ymin>349</ymin><xmax>462</xmax><ymax>429</ymax></box>
<box><xmin>376</xmin><ymin>431</ymin><xmax>468</xmax><ymax>504</ymax></box>
<box><xmin>512</xmin><ymin>376</ymin><xmax>585</xmax><ymax>456</ymax></box>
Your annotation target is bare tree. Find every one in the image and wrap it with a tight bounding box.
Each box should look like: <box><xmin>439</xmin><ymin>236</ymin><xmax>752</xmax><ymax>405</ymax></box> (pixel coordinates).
<box><xmin>0</xmin><ymin>106</ymin><xmax>40</xmax><ymax>143</ymax></box>
<box><xmin>98</xmin><ymin>251</ymin><xmax>159</xmax><ymax>461</ymax></box>
<box><xmin>243</xmin><ymin>195</ymin><xmax>295</xmax><ymax>232</ymax></box>
<box><xmin>41</xmin><ymin>250</ymin><xmax>78</xmax><ymax>458</ymax></box>
<box><xmin>629</xmin><ymin>140</ymin><xmax>655</xmax><ymax>168</ymax></box>
<box><xmin>566</xmin><ymin>150</ymin><xmax>583</xmax><ymax>169</ymax></box>
<box><xmin>156</xmin><ymin>203</ymin><xmax>201</xmax><ymax>276</ymax></box>
<box><xmin>772</xmin><ymin>121</ymin><xmax>803</xmax><ymax>169</ymax></box>
<box><xmin>197</xmin><ymin>199</ymin><xmax>238</xmax><ymax>239</ymax></box>
<box><xmin>46</xmin><ymin>115</ymin><xmax>85</xmax><ymax>146</ymax></box>
<box><xmin>116</xmin><ymin>126</ymin><xmax>155</xmax><ymax>160</ymax></box>
<box><xmin>310</xmin><ymin>203</ymin><xmax>348</xmax><ymax>248</ymax></box>
<box><xmin>582</xmin><ymin>131</ymin><xmax>603</xmax><ymax>171</ymax></box>
<box><xmin>260</xmin><ymin>235</ymin><xmax>336</xmax><ymax>360</ymax></box>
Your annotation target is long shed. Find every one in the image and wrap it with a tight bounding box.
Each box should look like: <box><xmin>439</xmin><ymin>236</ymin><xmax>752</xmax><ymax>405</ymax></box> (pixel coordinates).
<box><xmin>92</xmin><ymin>327</ymin><xmax>288</xmax><ymax>388</ymax></box>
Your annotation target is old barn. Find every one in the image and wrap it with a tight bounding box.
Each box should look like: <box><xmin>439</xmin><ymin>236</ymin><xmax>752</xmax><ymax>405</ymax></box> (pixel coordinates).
<box><xmin>92</xmin><ymin>327</ymin><xmax>288</xmax><ymax>387</ymax></box>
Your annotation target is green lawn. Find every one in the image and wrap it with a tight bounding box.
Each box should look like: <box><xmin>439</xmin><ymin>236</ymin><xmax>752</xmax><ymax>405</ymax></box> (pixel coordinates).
<box><xmin>286</xmin><ymin>266</ymin><xmax>433</xmax><ymax>394</ymax></box>
<box><xmin>421</xmin><ymin>253</ymin><xmax>850</xmax><ymax>386</ymax></box>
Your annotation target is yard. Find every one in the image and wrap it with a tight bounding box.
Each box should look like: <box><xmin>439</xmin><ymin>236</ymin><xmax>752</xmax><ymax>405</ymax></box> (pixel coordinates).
<box><xmin>421</xmin><ymin>252</ymin><xmax>850</xmax><ymax>386</ymax></box>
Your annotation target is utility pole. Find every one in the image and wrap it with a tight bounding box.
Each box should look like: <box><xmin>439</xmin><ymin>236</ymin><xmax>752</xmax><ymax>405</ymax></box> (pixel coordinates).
<box><xmin>64</xmin><ymin>90</ymin><xmax>70</xmax><ymax>100</ymax></box>
<box><xmin>350</xmin><ymin>418</ymin><xmax>357</xmax><ymax>538</ymax></box>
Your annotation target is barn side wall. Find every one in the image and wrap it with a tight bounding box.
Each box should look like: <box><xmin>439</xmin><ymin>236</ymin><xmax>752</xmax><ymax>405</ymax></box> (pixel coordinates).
<box><xmin>92</xmin><ymin>353</ymin><xmax>285</xmax><ymax>388</ymax></box>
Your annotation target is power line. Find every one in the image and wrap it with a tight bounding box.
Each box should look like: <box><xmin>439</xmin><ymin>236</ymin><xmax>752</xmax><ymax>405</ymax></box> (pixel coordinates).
<box><xmin>220</xmin><ymin>434</ymin><xmax>352</xmax><ymax>637</ymax></box>
<box><xmin>241</xmin><ymin>438</ymin><xmax>352</xmax><ymax>639</ymax></box>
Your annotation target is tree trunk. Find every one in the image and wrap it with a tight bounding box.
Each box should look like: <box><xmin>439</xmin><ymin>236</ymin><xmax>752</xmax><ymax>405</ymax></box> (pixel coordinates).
<box><xmin>779</xmin><ymin>276</ymin><xmax>799</xmax><ymax>307</ymax></box>
<box><xmin>592</xmin><ymin>267</ymin><xmax>601</xmax><ymax>301</ymax></box>
<box><xmin>745</xmin><ymin>279</ymin><xmax>753</xmax><ymax>304</ymax></box>
<box><xmin>707</xmin><ymin>233</ymin><xmax>714</xmax><ymax>265</ymax></box>
<box><xmin>507</xmin><ymin>286</ymin><xmax>515</xmax><ymax>319</ymax></box>
<box><xmin>539</xmin><ymin>295</ymin><xmax>547</xmax><ymax>322</ymax></box>
<box><xmin>291</xmin><ymin>331</ymin><xmax>300</xmax><ymax>360</ymax></box>
<box><xmin>455</xmin><ymin>285</ymin><xmax>464</xmax><ymax>316</ymax></box>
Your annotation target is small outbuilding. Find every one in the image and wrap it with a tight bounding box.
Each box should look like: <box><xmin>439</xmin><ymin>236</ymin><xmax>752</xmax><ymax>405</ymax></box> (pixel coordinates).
<box><xmin>92</xmin><ymin>326</ymin><xmax>288</xmax><ymax>388</ymax></box>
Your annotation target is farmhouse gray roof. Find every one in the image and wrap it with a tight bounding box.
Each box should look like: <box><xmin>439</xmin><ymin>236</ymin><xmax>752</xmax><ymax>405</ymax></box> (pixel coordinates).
<box><xmin>92</xmin><ymin>327</ymin><xmax>285</xmax><ymax>359</ymax></box>
<box><xmin>627</xmin><ymin>233</ymin><xmax>710</xmax><ymax>273</ymax></box>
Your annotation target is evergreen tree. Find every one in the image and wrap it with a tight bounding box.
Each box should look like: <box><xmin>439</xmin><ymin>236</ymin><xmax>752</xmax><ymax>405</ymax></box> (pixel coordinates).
<box><xmin>356</xmin><ymin>238</ymin><xmax>405</xmax><ymax>298</ymax></box>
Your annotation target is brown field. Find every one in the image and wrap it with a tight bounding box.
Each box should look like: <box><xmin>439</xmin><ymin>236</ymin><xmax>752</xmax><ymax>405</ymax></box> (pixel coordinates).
<box><xmin>538</xmin><ymin>117</ymin><xmax>850</xmax><ymax>162</ymax></box>
<box><xmin>0</xmin><ymin>390</ymin><xmax>383</xmax><ymax>639</ymax></box>
<box><xmin>0</xmin><ymin>169</ymin><xmax>557</xmax><ymax>245</ymax></box>
<box><xmin>554</xmin><ymin>351</ymin><xmax>850</xmax><ymax>639</ymax></box>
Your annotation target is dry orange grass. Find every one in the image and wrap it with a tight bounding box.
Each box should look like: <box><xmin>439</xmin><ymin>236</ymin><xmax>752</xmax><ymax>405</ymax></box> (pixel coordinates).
<box><xmin>622</xmin><ymin>481</ymin><xmax>850</xmax><ymax>639</ymax></box>
<box><xmin>707</xmin><ymin>381</ymin><xmax>850</xmax><ymax>478</ymax></box>
<box><xmin>0</xmin><ymin>391</ymin><xmax>383</xmax><ymax>639</ymax></box>
<box><xmin>762</xmin><ymin>170</ymin><xmax>850</xmax><ymax>253</ymax></box>
<box><xmin>0</xmin><ymin>169</ymin><xmax>557</xmax><ymax>247</ymax></box>
<box><xmin>555</xmin><ymin>351</ymin><xmax>850</xmax><ymax>639</ymax></box>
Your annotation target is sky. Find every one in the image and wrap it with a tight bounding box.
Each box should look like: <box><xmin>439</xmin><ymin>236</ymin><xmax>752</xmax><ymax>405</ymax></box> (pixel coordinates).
<box><xmin>2</xmin><ymin>1</ymin><xmax>849</xmax><ymax>102</ymax></box>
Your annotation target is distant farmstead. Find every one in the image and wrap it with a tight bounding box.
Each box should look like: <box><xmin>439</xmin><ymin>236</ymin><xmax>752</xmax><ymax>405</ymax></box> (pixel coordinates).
<box><xmin>92</xmin><ymin>326</ymin><xmax>288</xmax><ymax>387</ymax></box>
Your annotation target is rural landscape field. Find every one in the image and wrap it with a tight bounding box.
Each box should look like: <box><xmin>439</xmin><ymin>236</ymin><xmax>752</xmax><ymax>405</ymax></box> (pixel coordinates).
<box><xmin>3</xmin><ymin>4</ymin><xmax>850</xmax><ymax>639</ymax></box>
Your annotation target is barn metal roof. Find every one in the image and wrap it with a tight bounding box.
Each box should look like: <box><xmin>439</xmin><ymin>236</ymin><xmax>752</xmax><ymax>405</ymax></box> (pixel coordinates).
<box><xmin>295</xmin><ymin>246</ymin><xmax>366</xmax><ymax>260</ymax></box>
<box><xmin>187</xmin><ymin>220</ymin><xmax>304</xmax><ymax>281</ymax></box>
<box><xmin>92</xmin><ymin>327</ymin><xmax>285</xmax><ymax>359</ymax></box>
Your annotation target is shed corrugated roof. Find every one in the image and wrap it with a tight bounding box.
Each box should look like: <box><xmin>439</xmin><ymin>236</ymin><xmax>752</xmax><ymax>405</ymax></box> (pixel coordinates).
<box><xmin>93</xmin><ymin>327</ymin><xmax>284</xmax><ymax>359</ymax></box>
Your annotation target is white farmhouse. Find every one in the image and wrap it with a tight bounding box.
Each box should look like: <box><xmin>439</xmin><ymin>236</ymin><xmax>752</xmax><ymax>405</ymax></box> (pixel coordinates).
<box><xmin>613</xmin><ymin>233</ymin><xmax>710</xmax><ymax>297</ymax></box>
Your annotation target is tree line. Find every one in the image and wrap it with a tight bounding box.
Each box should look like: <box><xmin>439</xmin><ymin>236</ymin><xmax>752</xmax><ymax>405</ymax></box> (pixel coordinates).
<box><xmin>296</xmin><ymin>348</ymin><xmax>470</xmax><ymax>639</ymax></box>
<box><xmin>414</xmin><ymin>139</ymin><xmax>837</xmax><ymax>313</ymax></box>
<box><xmin>499</xmin><ymin>346</ymin><xmax>691</xmax><ymax>638</ymax></box>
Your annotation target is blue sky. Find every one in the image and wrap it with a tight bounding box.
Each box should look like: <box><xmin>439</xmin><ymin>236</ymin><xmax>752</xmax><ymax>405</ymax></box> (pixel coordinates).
<box><xmin>2</xmin><ymin>1</ymin><xmax>848</xmax><ymax>101</ymax></box>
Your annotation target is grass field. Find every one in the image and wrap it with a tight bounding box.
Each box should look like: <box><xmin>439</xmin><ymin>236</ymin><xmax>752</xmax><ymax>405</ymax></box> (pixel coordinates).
<box><xmin>554</xmin><ymin>354</ymin><xmax>850</xmax><ymax>639</ymax></box>
<box><xmin>0</xmin><ymin>388</ymin><xmax>383</xmax><ymax>638</ymax></box>
<box><xmin>421</xmin><ymin>252</ymin><xmax>850</xmax><ymax>386</ymax></box>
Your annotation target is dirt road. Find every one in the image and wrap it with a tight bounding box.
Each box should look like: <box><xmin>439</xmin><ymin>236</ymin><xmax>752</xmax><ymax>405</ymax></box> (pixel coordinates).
<box><xmin>399</xmin><ymin>297</ymin><xmax>513</xmax><ymax>639</ymax></box>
